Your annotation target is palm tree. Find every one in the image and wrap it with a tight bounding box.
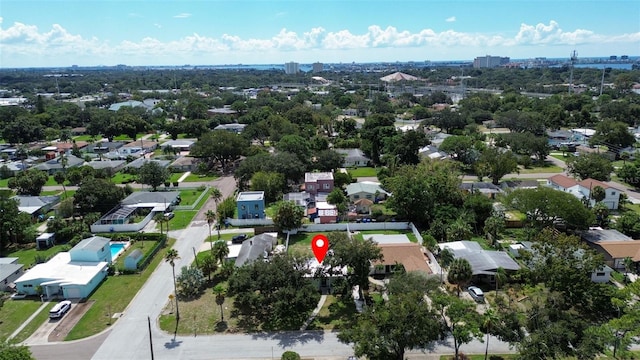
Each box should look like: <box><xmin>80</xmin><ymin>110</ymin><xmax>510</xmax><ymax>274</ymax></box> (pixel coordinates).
<box><xmin>212</xmin><ymin>284</ymin><xmax>226</xmax><ymax>322</ymax></box>
<box><xmin>447</xmin><ymin>258</ymin><xmax>473</xmax><ymax>297</ymax></box>
<box><xmin>205</xmin><ymin>210</ymin><xmax>216</xmax><ymax>251</ymax></box>
<box><xmin>210</xmin><ymin>187</ymin><xmax>222</xmax><ymax>206</ymax></box>
<box><xmin>623</xmin><ymin>256</ymin><xmax>634</xmax><ymax>279</ymax></box>
<box><xmin>439</xmin><ymin>247</ymin><xmax>455</xmax><ymax>284</ymax></box>
<box><xmin>482</xmin><ymin>309</ymin><xmax>500</xmax><ymax>360</ymax></box>
<box><xmin>165</xmin><ymin>249</ymin><xmax>180</xmax><ymax>321</ymax></box>
<box><xmin>211</xmin><ymin>240</ymin><xmax>229</xmax><ymax>265</ymax></box>
<box><xmin>494</xmin><ymin>267</ymin><xmax>507</xmax><ymax>294</ymax></box>
<box><xmin>154</xmin><ymin>213</ymin><xmax>165</xmax><ymax>235</ymax></box>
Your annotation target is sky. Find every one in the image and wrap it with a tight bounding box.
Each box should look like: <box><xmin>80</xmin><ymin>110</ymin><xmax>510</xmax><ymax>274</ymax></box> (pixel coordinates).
<box><xmin>1</xmin><ymin>0</ymin><xmax>639</xmax><ymax>68</ymax></box>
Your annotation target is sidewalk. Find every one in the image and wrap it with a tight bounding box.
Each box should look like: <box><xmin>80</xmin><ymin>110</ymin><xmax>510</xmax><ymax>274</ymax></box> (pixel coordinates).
<box><xmin>7</xmin><ymin>301</ymin><xmax>50</xmax><ymax>342</ymax></box>
<box><xmin>300</xmin><ymin>294</ymin><xmax>327</xmax><ymax>331</ymax></box>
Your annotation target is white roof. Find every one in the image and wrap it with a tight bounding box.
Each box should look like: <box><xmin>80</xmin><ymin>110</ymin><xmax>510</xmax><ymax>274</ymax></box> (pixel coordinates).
<box><xmin>226</xmin><ymin>244</ymin><xmax>242</xmax><ymax>259</ymax></box>
<box><xmin>303</xmin><ymin>258</ymin><xmax>348</xmax><ymax>277</ymax></box>
<box><xmin>315</xmin><ymin>201</ymin><xmax>336</xmax><ymax>210</ymax></box>
<box><xmin>571</xmin><ymin>128</ymin><xmax>596</xmax><ymax>136</ymax></box>
<box><xmin>14</xmin><ymin>252</ymin><xmax>108</xmax><ymax>287</ymax></box>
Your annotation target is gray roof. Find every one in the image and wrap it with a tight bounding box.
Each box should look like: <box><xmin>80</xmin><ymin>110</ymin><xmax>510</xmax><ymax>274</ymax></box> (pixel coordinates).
<box><xmin>84</xmin><ymin>160</ymin><xmax>126</xmax><ymax>170</ymax></box>
<box><xmin>0</xmin><ymin>257</ymin><xmax>19</xmax><ymax>265</ymax></box>
<box><xmin>283</xmin><ymin>192</ymin><xmax>312</xmax><ymax>207</ymax></box>
<box><xmin>162</xmin><ymin>139</ymin><xmax>195</xmax><ymax>148</ymax></box>
<box><xmin>334</xmin><ymin>148</ymin><xmax>369</xmax><ymax>160</ymax></box>
<box><xmin>235</xmin><ymin>233</ymin><xmax>276</xmax><ymax>267</ymax></box>
<box><xmin>581</xmin><ymin>229</ymin><xmax>634</xmax><ymax>243</ymax></box>
<box><xmin>72</xmin><ymin>236</ymin><xmax>110</xmax><ymax>252</ymax></box>
<box><xmin>86</xmin><ymin>142</ymin><xmax>125</xmax><ymax>152</ymax></box>
<box><xmin>214</xmin><ymin>123</ymin><xmax>246</xmax><ymax>131</ymax></box>
<box><xmin>122</xmin><ymin>191</ymin><xmax>180</xmax><ymax>206</ymax></box>
<box><xmin>459</xmin><ymin>182</ymin><xmax>503</xmax><ymax>194</ymax></box>
<box><xmin>367</xmin><ymin>234</ymin><xmax>411</xmax><ymax>244</ymax></box>
<box><xmin>124</xmin><ymin>158</ymin><xmax>171</xmax><ymax>170</ymax></box>
<box><xmin>33</xmin><ymin>155</ymin><xmax>84</xmax><ymax>171</ymax></box>
<box><xmin>127</xmin><ymin>249</ymin><xmax>144</xmax><ymax>260</ymax></box>
<box><xmin>345</xmin><ymin>182</ymin><xmax>390</xmax><ymax>197</ymax></box>
<box><xmin>12</xmin><ymin>195</ymin><xmax>59</xmax><ymax>208</ymax></box>
<box><xmin>500</xmin><ymin>180</ymin><xmax>540</xmax><ymax>190</ymax></box>
<box><xmin>439</xmin><ymin>241</ymin><xmax>520</xmax><ymax>275</ymax></box>
<box><xmin>0</xmin><ymin>262</ymin><xmax>22</xmax><ymax>281</ymax></box>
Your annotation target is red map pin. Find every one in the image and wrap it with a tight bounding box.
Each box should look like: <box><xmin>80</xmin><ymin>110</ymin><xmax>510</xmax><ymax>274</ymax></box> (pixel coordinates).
<box><xmin>311</xmin><ymin>234</ymin><xmax>329</xmax><ymax>263</ymax></box>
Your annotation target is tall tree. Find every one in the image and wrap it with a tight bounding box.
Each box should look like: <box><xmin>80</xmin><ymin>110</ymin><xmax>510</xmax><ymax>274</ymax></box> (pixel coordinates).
<box><xmin>8</xmin><ymin>169</ymin><xmax>48</xmax><ymax>196</ymax></box>
<box><xmin>477</xmin><ymin>147</ymin><xmax>519</xmax><ymax>185</ymax></box>
<box><xmin>190</xmin><ymin>130</ymin><xmax>249</xmax><ymax>171</ymax></box>
<box><xmin>339</xmin><ymin>291</ymin><xmax>443</xmax><ymax>360</ymax></box>
<box><xmin>211</xmin><ymin>240</ymin><xmax>229</xmax><ymax>265</ymax></box>
<box><xmin>447</xmin><ymin>258</ymin><xmax>473</xmax><ymax>297</ymax></box>
<box><xmin>205</xmin><ymin>210</ymin><xmax>216</xmax><ymax>248</ymax></box>
<box><xmin>566</xmin><ymin>153</ymin><xmax>614</xmax><ymax>181</ymax></box>
<box><xmin>165</xmin><ymin>249</ymin><xmax>180</xmax><ymax>321</ymax></box>
<box><xmin>273</xmin><ymin>201</ymin><xmax>304</xmax><ymax>249</ymax></box>
<box><xmin>328</xmin><ymin>232</ymin><xmax>382</xmax><ymax>299</ymax></box>
<box><xmin>433</xmin><ymin>294</ymin><xmax>483</xmax><ymax>360</ymax></box>
<box><xmin>138</xmin><ymin>161</ymin><xmax>170</xmax><ymax>191</ymax></box>
<box><xmin>74</xmin><ymin>178</ymin><xmax>125</xmax><ymax>215</ymax></box>
<box><xmin>212</xmin><ymin>284</ymin><xmax>227</xmax><ymax>322</ymax></box>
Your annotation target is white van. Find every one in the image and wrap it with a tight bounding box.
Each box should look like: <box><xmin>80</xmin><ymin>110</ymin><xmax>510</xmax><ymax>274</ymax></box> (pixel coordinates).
<box><xmin>49</xmin><ymin>300</ymin><xmax>71</xmax><ymax>319</ymax></box>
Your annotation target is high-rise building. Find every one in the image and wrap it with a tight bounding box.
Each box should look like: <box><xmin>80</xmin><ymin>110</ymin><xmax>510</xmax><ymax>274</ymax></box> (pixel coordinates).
<box><xmin>473</xmin><ymin>55</ymin><xmax>510</xmax><ymax>68</ymax></box>
<box><xmin>284</xmin><ymin>62</ymin><xmax>299</xmax><ymax>74</ymax></box>
<box><xmin>312</xmin><ymin>62</ymin><xmax>323</xmax><ymax>73</ymax></box>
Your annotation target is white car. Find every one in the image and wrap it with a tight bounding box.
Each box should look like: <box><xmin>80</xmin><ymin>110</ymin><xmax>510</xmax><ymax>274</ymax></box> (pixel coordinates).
<box><xmin>49</xmin><ymin>300</ymin><xmax>72</xmax><ymax>319</ymax></box>
<box><xmin>468</xmin><ymin>286</ymin><xmax>485</xmax><ymax>303</ymax></box>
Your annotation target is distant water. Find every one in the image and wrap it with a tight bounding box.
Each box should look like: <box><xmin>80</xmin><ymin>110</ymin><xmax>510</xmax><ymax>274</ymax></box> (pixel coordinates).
<box><xmin>206</xmin><ymin>64</ymin><xmax>313</xmax><ymax>72</ymax></box>
<box><xmin>552</xmin><ymin>63</ymin><xmax>634</xmax><ymax>70</ymax></box>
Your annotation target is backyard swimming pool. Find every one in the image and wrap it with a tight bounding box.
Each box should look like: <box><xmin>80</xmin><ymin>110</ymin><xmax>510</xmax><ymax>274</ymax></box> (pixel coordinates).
<box><xmin>110</xmin><ymin>242</ymin><xmax>127</xmax><ymax>261</ymax></box>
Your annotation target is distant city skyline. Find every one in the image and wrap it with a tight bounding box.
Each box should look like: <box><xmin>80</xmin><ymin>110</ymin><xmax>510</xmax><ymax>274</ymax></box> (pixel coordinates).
<box><xmin>1</xmin><ymin>0</ymin><xmax>639</xmax><ymax>68</ymax></box>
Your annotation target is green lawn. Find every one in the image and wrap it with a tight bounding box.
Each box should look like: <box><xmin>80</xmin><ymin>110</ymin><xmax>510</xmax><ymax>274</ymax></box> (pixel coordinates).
<box><xmin>179</xmin><ymin>188</ymin><xmax>205</xmax><ymax>206</ymax></box>
<box><xmin>167</xmin><ymin>210</ymin><xmax>198</xmax><ymax>230</ymax></box>
<box><xmin>183</xmin><ymin>173</ymin><xmax>218</xmax><ymax>182</ymax></box>
<box><xmin>518</xmin><ymin>162</ymin><xmax>563</xmax><ymax>174</ymax></box>
<box><xmin>40</xmin><ymin>190</ymin><xmax>63</xmax><ymax>196</ymax></box>
<box><xmin>0</xmin><ymin>299</ymin><xmax>46</xmax><ymax>342</ymax></box>
<box><xmin>113</xmin><ymin>133</ymin><xmax>148</xmax><ymax>141</ymax></box>
<box><xmin>7</xmin><ymin>244</ymin><xmax>68</xmax><ymax>268</ymax></box>
<box><xmin>0</xmin><ymin>178</ymin><xmax>9</xmax><ymax>188</ymax></box>
<box><xmin>310</xmin><ymin>295</ymin><xmax>357</xmax><ymax>330</ymax></box>
<box><xmin>66</xmin><ymin>237</ymin><xmax>176</xmax><ymax>340</ymax></box>
<box><xmin>347</xmin><ymin>167</ymin><xmax>378</xmax><ymax>178</ymax></box>
<box><xmin>353</xmin><ymin>230</ymin><xmax>418</xmax><ymax>243</ymax></box>
<box><xmin>113</xmin><ymin>240</ymin><xmax>158</xmax><ymax>270</ymax></box>
<box><xmin>110</xmin><ymin>172</ymin><xmax>137</xmax><ymax>184</ymax></box>
<box><xmin>170</xmin><ymin>172</ymin><xmax>185</xmax><ymax>182</ymax></box>
<box><xmin>9</xmin><ymin>302</ymin><xmax>56</xmax><ymax>344</ymax></box>
<box><xmin>72</xmin><ymin>135</ymin><xmax>97</xmax><ymax>141</ymax></box>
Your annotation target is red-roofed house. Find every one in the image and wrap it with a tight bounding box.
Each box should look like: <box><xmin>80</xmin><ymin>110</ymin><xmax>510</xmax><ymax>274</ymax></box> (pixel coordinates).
<box><xmin>546</xmin><ymin>174</ymin><xmax>622</xmax><ymax>209</ymax></box>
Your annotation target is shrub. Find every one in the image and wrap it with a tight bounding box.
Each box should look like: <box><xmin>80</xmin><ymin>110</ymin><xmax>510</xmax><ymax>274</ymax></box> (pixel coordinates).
<box><xmin>281</xmin><ymin>351</ymin><xmax>301</xmax><ymax>360</ymax></box>
<box><xmin>197</xmin><ymin>185</ymin><xmax>206</xmax><ymax>192</ymax></box>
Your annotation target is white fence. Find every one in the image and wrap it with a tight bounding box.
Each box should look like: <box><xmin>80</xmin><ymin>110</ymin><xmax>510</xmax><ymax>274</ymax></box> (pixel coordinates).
<box><xmin>90</xmin><ymin>212</ymin><xmax>154</xmax><ymax>233</ymax></box>
<box><xmin>173</xmin><ymin>186</ymin><xmax>210</xmax><ymax>210</ymax></box>
<box><xmin>226</xmin><ymin>218</ymin><xmax>274</xmax><ymax>226</ymax></box>
<box><xmin>301</xmin><ymin>222</ymin><xmax>410</xmax><ymax>232</ymax></box>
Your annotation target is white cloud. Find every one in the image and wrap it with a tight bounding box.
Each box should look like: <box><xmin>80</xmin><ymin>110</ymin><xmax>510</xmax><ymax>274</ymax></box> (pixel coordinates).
<box><xmin>1</xmin><ymin>20</ymin><xmax>639</xmax><ymax>67</ymax></box>
<box><xmin>173</xmin><ymin>13</ymin><xmax>192</xmax><ymax>19</ymax></box>
<box><xmin>446</xmin><ymin>16</ymin><xmax>456</xmax><ymax>22</ymax></box>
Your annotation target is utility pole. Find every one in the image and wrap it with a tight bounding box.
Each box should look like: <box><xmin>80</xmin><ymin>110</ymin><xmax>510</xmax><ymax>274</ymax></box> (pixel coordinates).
<box><xmin>148</xmin><ymin>316</ymin><xmax>155</xmax><ymax>360</ymax></box>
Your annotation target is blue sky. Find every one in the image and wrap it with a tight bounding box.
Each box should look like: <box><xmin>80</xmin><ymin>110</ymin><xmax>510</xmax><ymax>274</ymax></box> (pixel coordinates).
<box><xmin>1</xmin><ymin>0</ymin><xmax>639</xmax><ymax>68</ymax></box>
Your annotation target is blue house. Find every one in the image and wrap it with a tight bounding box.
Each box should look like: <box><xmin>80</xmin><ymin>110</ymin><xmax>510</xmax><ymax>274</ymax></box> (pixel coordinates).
<box><xmin>237</xmin><ymin>191</ymin><xmax>265</xmax><ymax>219</ymax></box>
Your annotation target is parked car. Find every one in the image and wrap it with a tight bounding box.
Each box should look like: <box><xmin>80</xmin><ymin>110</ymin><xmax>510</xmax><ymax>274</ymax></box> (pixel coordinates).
<box><xmin>231</xmin><ymin>234</ymin><xmax>248</xmax><ymax>244</ymax></box>
<box><xmin>49</xmin><ymin>300</ymin><xmax>72</xmax><ymax>319</ymax></box>
<box><xmin>163</xmin><ymin>212</ymin><xmax>175</xmax><ymax>220</ymax></box>
<box><xmin>468</xmin><ymin>286</ymin><xmax>485</xmax><ymax>303</ymax></box>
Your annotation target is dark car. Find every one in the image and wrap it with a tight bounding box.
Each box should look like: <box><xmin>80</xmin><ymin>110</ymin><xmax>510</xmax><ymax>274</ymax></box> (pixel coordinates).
<box><xmin>231</xmin><ymin>234</ymin><xmax>248</xmax><ymax>244</ymax></box>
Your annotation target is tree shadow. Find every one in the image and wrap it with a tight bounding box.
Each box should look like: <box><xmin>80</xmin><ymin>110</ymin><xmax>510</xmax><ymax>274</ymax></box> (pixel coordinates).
<box><xmin>215</xmin><ymin>321</ymin><xmax>228</xmax><ymax>332</ymax></box>
<box><xmin>251</xmin><ymin>330</ymin><xmax>325</xmax><ymax>348</ymax></box>
<box><xmin>164</xmin><ymin>338</ymin><xmax>183</xmax><ymax>349</ymax></box>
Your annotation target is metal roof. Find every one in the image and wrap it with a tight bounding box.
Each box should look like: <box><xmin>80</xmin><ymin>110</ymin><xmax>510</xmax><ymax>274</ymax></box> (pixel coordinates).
<box><xmin>439</xmin><ymin>241</ymin><xmax>520</xmax><ymax>275</ymax></box>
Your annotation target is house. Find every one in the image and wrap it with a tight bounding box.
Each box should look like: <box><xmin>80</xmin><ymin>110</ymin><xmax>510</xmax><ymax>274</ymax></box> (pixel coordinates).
<box><xmin>283</xmin><ymin>192</ymin><xmax>313</xmax><ymax>208</ymax></box>
<box><xmin>169</xmin><ymin>156</ymin><xmax>198</xmax><ymax>172</ymax></box>
<box><xmin>236</xmin><ymin>191</ymin><xmax>266</xmax><ymax>219</ymax></box>
<box><xmin>47</xmin><ymin>141</ymin><xmax>89</xmax><ymax>154</ymax></box>
<box><xmin>345</xmin><ymin>181</ymin><xmax>390</xmax><ymax>203</ymax></box>
<box><xmin>334</xmin><ymin>148</ymin><xmax>370</xmax><ymax>167</ymax></box>
<box><xmin>304</xmin><ymin>172</ymin><xmax>334</xmax><ymax>195</ymax></box>
<box><xmin>213</xmin><ymin>123</ymin><xmax>246</xmax><ymax>133</ymax></box>
<box><xmin>234</xmin><ymin>233</ymin><xmax>277</xmax><ymax>267</ymax></box>
<box><xmin>70</xmin><ymin>127</ymin><xmax>87</xmax><ymax>136</ymax></box>
<box><xmin>121</xmin><ymin>140</ymin><xmax>158</xmax><ymax>153</ymax></box>
<box><xmin>308</xmin><ymin>201</ymin><xmax>338</xmax><ymax>224</ymax></box>
<box><xmin>580</xmin><ymin>228</ymin><xmax>639</xmax><ymax>271</ymax></box>
<box><xmin>83</xmin><ymin>160</ymin><xmax>126</xmax><ymax>173</ymax></box>
<box><xmin>0</xmin><ymin>258</ymin><xmax>24</xmax><ymax>292</ymax></box>
<box><xmin>124</xmin><ymin>158</ymin><xmax>171</xmax><ymax>171</ymax></box>
<box><xmin>439</xmin><ymin>241</ymin><xmax>520</xmax><ymax>285</ymax></box>
<box><xmin>13</xmin><ymin>195</ymin><xmax>60</xmax><ymax>218</ymax></box>
<box><xmin>36</xmin><ymin>233</ymin><xmax>56</xmax><ymax>249</ymax></box>
<box><xmin>546</xmin><ymin>174</ymin><xmax>622</xmax><ymax>209</ymax></box>
<box><xmin>372</xmin><ymin>243</ymin><xmax>431</xmax><ymax>275</ymax></box>
<box><xmin>32</xmin><ymin>154</ymin><xmax>84</xmax><ymax>174</ymax></box>
<box><xmin>500</xmin><ymin>180</ymin><xmax>540</xmax><ymax>191</ymax></box>
<box><xmin>162</xmin><ymin>139</ymin><xmax>195</xmax><ymax>152</ymax></box>
<box><xmin>85</xmin><ymin>141</ymin><xmax>125</xmax><ymax>154</ymax></box>
<box><xmin>304</xmin><ymin>258</ymin><xmax>347</xmax><ymax>293</ymax></box>
<box><xmin>208</xmin><ymin>108</ymin><xmax>239</xmax><ymax>117</ymax></box>
<box><xmin>14</xmin><ymin>236</ymin><xmax>111</xmax><ymax>299</ymax></box>
<box><xmin>354</xmin><ymin>198</ymin><xmax>374</xmax><ymax>214</ymax></box>
<box><xmin>90</xmin><ymin>191</ymin><xmax>180</xmax><ymax>233</ymax></box>
<box><xmin>460</xmin><ymin>182</ymin><xmax>503</xmax><ymax>199</ymax></box>
<box><xmin>419</xmin><ymin>145</ymin><xmax>448</xmax><ymax>160</ymax></box>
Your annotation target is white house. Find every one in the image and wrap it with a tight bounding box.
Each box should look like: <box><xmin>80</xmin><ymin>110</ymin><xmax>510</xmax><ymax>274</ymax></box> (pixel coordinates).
<box><xmin>0</xmin><ymin>257</ymin><xmax>24</xmax><ymax>292</ymax></box>
<box><xmin>14</xmin><ymin>236</ymin><xmax>111</xmax><ymax>299</ymax></box>
<box><xmin>546</xmin><ymin>174</ymin><xmax>621</xmax><ymax>210</ymax></box>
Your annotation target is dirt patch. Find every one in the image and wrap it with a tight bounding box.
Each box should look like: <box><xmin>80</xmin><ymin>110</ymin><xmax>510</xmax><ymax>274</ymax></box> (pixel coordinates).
<box><xmin>48</xmin><ymin>300</ymin><xmax>95</xmax><ymax>342</ymax></box>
